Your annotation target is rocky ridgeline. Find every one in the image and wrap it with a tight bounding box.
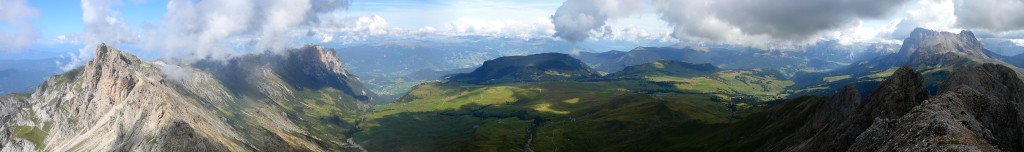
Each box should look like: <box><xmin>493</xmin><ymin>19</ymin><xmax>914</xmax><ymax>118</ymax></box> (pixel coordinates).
<box><xmin>757</xmin><ymin>63</ymin><xmax>1024</xmax><ymax>151</ymax></box>
<box><xmin>0</xmin><ymin>43</ymin><xmax>374</xmax><ymax>151</ymax></box>
<box><xmin>850</xmin><ymin>63</ymin><xmax>1024</xmax><ymax>151</ymax></box>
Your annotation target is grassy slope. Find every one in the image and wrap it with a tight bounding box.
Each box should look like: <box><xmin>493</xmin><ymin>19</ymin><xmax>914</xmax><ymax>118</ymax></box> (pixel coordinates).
<box><xmin>353</xmin><ymin>65</ymin><xmax>795</xmax><ymax>151</ymax></box>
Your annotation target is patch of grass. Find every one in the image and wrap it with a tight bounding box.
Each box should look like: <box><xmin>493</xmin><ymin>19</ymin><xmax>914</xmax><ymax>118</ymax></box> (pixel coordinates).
<box><xmin>369</xmin><ymin>83</ymin><xmax>530</xmax><ymax>118</ymax></box>
<box><xmin>861</xmin><ymin>67</ymin><xmax>900</xmax><ymax>80</ymax></box>
<box><xmin>672</xmin><ymin>70</ymin><xmax>794</xmax><ymax>97</ymax></box>
<box><xmin>544</xmin><ymin>70</ymin><xmax>574</xmax><ymax>78</ymax></box>
<box><xmin>561</xmin><ymin>98</ymin><xmax>579</xmax><ymax>104</ymax></box>
<box><xmin>823</xmin><ymin>75</ymin><xmax>852</xmax><ymax>82</ymax></box>
<box><xmin>11</xmin><ymin>125</ymin><xmax>48</xmax><ymax>149</ymax></box>
<box><xmin>533</xmin><ymin>103</ymin><xmax>569</xmax><ymax>114</ymax></box>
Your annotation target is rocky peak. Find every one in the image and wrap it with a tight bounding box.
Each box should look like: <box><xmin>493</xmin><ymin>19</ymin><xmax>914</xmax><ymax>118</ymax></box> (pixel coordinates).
<box><xmin>277</xmin><ymin>45</ymin><xmax>373</xmax><ymax>101</ymax></box>
<box><xmin>861</xmin><ymin>66</ymin><xmax>930</xmax><ymax>119</ymax></box>
<box><xmin>825</xmin><ymin>83</ymin><xmax>862</xmax><ymax>120</ymax></box>
<box><xmin>292</xmin><ymin>45</ymin><xmax>349</xmax><ymax>77</ymax></box>
<box><xmin>86</xmin><ymin>43</ymin><xmax>144</xmax><ymax>70</ymax></box>
<box><xmin>893</xmin><ymin>28</ymin><xmax>991</xmax><ymax>65</ymax></box>
<box><xmin>850</xmin><ymin>63</ymin><xmax>1024</xmax><ymax>151</ymax></box>
<box><xmin>939</xmin><ymin>63</ymin><xmax>1024</xmax><ymax>102</ymax></box>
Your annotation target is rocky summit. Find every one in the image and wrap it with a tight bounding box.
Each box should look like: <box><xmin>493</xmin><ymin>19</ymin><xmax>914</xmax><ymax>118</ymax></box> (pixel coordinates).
<box><xmin>0</xmin><ymin>44</ymin><xmax>375</xmax><ymax>151</ymax></box>
<box><xmin>884</xmin><ymin>28</ymin><xmax>999</xmax><ymax>66</ymax></box>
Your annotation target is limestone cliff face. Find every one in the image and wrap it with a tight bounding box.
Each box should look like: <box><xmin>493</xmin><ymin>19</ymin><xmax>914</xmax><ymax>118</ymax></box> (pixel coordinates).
<box><xmin>0</xmin><ymin>43</ymin><xmax>375</xmax><ymax>151</ymax></box>
<box><xmin>886</xmin><ymin>28</ymin><xmax>997</xmax><ymax>66</ymax></box>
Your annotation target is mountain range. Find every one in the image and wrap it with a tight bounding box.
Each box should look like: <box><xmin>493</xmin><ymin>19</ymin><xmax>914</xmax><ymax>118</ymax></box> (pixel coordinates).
<box><xmin>1</xmin><ymin>44</ymin><xmax>373</xmax><ymax>151</ymax></box>
<box><xmin>2</xmin><ymin>27</ymin><xmax>1024</xmax><ymax>151</ymax></box>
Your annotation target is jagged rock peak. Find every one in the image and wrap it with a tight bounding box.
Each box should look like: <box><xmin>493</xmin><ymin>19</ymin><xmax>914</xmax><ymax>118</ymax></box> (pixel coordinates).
<box><xmin>939</xmin><ymin>63</ymin><xmax>1024</xmax><ymax>101</ymax></box>
<box><xmin>88</xmin><ymin>43</ymin><xmax>143</xmax><ymax>68</ymax></box>
<box><xmin>293</xmin><ymin>44</ymin><xmax>349</xmax><ymax>76</ymax></box>
<box><xmin>851</xmin><ymin>64</ymin><xmax>1024</xmax><ymax>151</ymax></box>
<box><xmin>898</xmin><ymin>28</ymin><xmax>989</xmax><ymax>62</ymax></box>
<box><xmin>906</xmin><ymin>28</ymin><xmax>979</xmax><ymax>43</ymax></box>
<box><xmin>862</xmin><ymin>65</ymin><xmax>929</xmax><ymax>119</ymax></box>
<box><xmin>826</xmin><ymin>83</ymin><xmax>862</xmax><ymax>119</ymax></box>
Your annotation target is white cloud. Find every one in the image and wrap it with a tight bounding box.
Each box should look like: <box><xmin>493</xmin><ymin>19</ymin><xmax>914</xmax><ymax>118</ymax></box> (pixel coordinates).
<box><xmin>0</xmin><ymin>0</ymin><xmax>39</xmax><ymax>52</ymax></box>
<box><xmin>1010</xmin><ymin>39</ymin><xmax>1024</xmax><ymax>46</ymax></box>
<box><xmin>954</xmin><ymin>0</ymin><xmax>1024</xmax><ymax>33</ymax></box>
<box><xmin>649</xmin><ymin>0</ymin><xmax>913</xmax><ymax>47</ymax></box>
<box><xmin>550</xmin><ymin>0</ymin><xmax>645</xmax><ymax>43</ymax></box>
<box><xmin>58</xmin><ymin>0</ymin><xmax>143</xmax><ymax>71</ymax></box>
<box><xmin>310</xmin><ymin>15</ymin><xmax>564</xmax><ymax>43</ymax></box>
<box><xmin>447</xmin><ymin>16</ymin><xmax>555</xmax><ymax>39</ymax></box>
<box><xmin>888</xmin><ymin>0</ymin><xmax>958</xmax><ymax>40</ymax></box>
<box><xmin>143</xmin><ymin>0</ymin><xmax>350</xmax><ymax>62</ymax></box>
<box><xmin>308</xmin><ymin>15</ymin><xmax>394</xmax><ymax>43</ymax></box>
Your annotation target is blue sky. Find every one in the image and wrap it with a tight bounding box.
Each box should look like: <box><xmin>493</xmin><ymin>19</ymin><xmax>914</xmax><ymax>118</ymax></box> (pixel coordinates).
<box><xmin>28</xmin><ymin>0</ymin><xmax>167</xmax><ymax>39</ymax></box>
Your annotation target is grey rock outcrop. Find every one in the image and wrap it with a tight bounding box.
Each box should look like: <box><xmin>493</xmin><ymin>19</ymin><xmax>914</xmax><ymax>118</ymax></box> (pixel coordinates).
<box><xmin>850</xmin><ymin>63</ymin><xmax>1024</xmax><ymax>151</ymax></box>
<box><xmin>780</xmin><ymin>66</ymin><xmax>929</xmax><ymax>151</ymax></box>
<box><xmin>885</xmin><ymin>28</ymin><xmax>997</xmax><ymax>66</ymax></box>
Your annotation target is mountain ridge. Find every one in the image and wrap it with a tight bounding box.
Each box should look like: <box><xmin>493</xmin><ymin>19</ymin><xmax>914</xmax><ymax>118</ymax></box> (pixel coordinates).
<box><xmin>448</xmin><ymin>53</ymin><xmax>601</xmax><ymax>84</ymax></box>
<box><xmin>0</xmin><ymin>43</ymin><xmax>375</xmax><ymax>151</ymax></box>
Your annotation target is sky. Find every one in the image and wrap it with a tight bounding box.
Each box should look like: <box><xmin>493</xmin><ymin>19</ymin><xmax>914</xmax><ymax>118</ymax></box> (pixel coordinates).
<box><xmin>1</xmin><ymin>0</ymin><xmax>1024</xmax><ymax>70</ymax></box>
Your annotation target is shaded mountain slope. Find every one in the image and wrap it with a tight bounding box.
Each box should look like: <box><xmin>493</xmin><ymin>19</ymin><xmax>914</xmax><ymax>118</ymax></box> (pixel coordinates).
<box><xmin>707</xmin><ymin>63</ymin><xmax>1024</xmax><ymax>151</ymax></box>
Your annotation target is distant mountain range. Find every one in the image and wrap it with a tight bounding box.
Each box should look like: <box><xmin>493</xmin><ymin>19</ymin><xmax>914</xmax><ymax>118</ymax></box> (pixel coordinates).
<box><xmin>574</xmin><ymin>42</ymin><xmax>898</xmax><ymax>75</ymax></box>
<box><xmin>0</xmin><ymin>59</ymin><xmax>63</xmax><ymax>95</ymax></box>
<box><xmin>328</xmin><ymin>38</ymin><xmax>575</xmax><ymax>103</ymax></box>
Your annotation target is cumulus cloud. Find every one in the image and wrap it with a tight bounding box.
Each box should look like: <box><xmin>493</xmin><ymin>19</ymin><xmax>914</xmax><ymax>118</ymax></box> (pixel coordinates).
<box><xmin>143</xmin><ymin>0</ymin><xmax>350</xmax><ymax>62</ymax></box>
<box><xmin>889</xmin><ymin>0</ymin><xmax>957</xmax><ymax>40</ymax></box>
<box><xmin>550</xmin><ymin>0</ymin><xmax>645</xmax><ymax>43</ymax></box>
<box><xmin>306</xmin><ymin>15</ymin><xmax>565</xmax><ymax>44</ymax></box>
<box><xmin>594</xmin><ymin>24</ymin><xmax>672</xmax><ymax>41</ymax></box>
<box><xmin>954</xmin><ymin>0</ymin><xmax>1024</xmax><ymax>33</ymax></box>
<box><xmin>447</xmin><ymin>16</ymin><xmax>556</xmax><ymax>39</ymax></box>
<box><xmin>58</xmin><ymin>0</ymin><xmax>142</xmax><ymax>71</ymax></box>
<box><xmin>0</xmin><ymin>0</ymin><xmax>39</xmax><ymax>52</ymax></box>
<box><xmin>311</xmin><ymin>15</ymin><xmax>394</xmax><ymax>43</ymax></box>
<box><xmin>648</xmin><ymin>0</ymin><xmax>912</xmax><ymax>46</ymax></box>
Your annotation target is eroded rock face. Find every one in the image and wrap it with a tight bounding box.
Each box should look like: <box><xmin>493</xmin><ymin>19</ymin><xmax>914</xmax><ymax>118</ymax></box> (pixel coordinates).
<box><xmin>0</xmin><ymin>43</ymin><xmax>374</xmax><ymax>151</ymax></box>
<box><xmin>939</xmin><ymin>63</ymin><xmax>1024</xmax><ymax>102</ymax></box>
<box><xmin>850</xmin><ymin>86</ymin><xmax>1002</xmax><ymax>151</ymax></box>
<box><xmin>889</xmin><ymin>28</ymin><xmax>994</xmax><ymax>66</ymax></box>
<box><xmin>859</xmin><ymin>66</ymin><xmax>931</xmax><ymax>121</ymax></box>
<box><xmin>851</xmin><ymin>63</ymin><xmax>1024</xmax><ymax>151</ymax></box>
<box><xmin>779</xmin><ymin>66</ymin><xmax>929</xmax><ymax>152</ymax></box>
